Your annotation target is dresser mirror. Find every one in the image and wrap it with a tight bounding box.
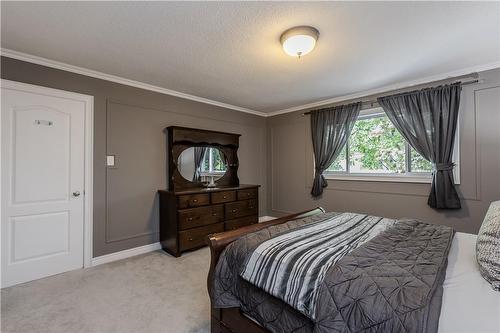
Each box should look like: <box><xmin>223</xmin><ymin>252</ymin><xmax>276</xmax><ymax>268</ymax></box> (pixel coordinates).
<box><xmin>166</xmin><ymin>126</ymin><xmax>240</xmax><ymax>191</ymax></box>
<box><xmin>177</xmin><ymin>146</ymin><xmax>228</xmax><ymax>183</ymax></box>
<box><xmin>161</xmin><ymin>126</ymin><xmax>259</xmax><ymax>257</ymax></box>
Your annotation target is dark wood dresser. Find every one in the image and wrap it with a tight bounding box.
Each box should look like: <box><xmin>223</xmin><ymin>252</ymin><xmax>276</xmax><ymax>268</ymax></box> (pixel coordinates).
<box><xmin>159</xmin><ymin>184</ymin><xmax>259</xmax><ymax>257</ymax></box>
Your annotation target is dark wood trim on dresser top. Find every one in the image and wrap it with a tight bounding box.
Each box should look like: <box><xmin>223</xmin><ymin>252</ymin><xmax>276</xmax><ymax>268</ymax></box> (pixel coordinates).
<box><xmin>159</xmin><ymin>184</ymin><xmax>260</xmax><ymax>257</ymax></box>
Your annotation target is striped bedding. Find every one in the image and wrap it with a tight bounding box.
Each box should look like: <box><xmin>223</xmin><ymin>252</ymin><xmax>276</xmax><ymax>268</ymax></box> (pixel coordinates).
<box><xmin>240</xmin><ymin>212</ymin><xmax>395</xmax><ymax>319</ymax></box>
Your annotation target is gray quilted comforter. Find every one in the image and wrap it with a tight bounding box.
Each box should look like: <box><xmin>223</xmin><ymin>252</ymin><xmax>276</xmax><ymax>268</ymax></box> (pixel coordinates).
<box><xmin>211</xmin><ymin>212</ymin><xmax>455</xmax><ymax>333</ymax></box>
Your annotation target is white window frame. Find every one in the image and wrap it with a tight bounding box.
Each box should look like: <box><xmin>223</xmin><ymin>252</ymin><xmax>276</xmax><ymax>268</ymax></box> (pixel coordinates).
<box><xmin>323</xmin><ymin>108</ymin><xmax>460</xmax><ymax>184</ymax></box>
<box><xmin>201</xmin><ymin>147</ymin><xmax>225</xmax><ymax>176</ymax></box>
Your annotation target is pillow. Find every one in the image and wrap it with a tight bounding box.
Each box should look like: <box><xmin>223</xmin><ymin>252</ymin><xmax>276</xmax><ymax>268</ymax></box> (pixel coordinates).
<box><xmin>294</xmin><ymin>207</ymin><xmax>326</xmax><ymax>219</ymax></box>
<box><xmin>476</xmin><ymin>200</ymin><xmax>500</xmax><ymax>291</ymax></box>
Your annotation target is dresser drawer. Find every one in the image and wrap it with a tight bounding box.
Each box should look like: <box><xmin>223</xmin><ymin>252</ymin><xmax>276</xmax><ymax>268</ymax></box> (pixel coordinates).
<box><xmin>178</xmin><ymin>193</ymin><xmax>210</xmax><ymax>209</ymax></box>
<box><xmin>225</xmin><ymin>216</ymin><xmax>258</xmax><ymax>231</ymax></box>
<box><xmin>178</xmin><ymin>204</ymin><xmax>224</xmax><ymax>230</ymax></box>
<box><xmin>237</xmin><ymin>188</ymin><xmax>258</xmax><ymax>200</ymax></box>
<box><xmin>179</xmin><ymin>222</ymin><xmax>224</xmax><ymax>251</ymax></box>
<box><xmin>211</xmin><ymin>190</ymin><xmax>236</xmax><ymax>204</ymax></box>
<box><xmin>225</xmin><ymin>199</ymin><xmax>258</xmax><ymax>220</ymax></box>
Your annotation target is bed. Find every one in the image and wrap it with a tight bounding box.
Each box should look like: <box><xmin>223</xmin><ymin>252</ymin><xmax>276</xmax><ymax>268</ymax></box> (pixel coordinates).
<box><xmin>206</xmin><ymin>208</ymin><xmax>500</xmax><ymax>333</ymax></box>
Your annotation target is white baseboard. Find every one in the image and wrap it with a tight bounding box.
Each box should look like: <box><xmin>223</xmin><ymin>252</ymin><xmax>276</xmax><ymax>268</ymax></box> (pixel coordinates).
<box><xmin>91</xmin><ymin>242</ymin><xmax>161</xmax><ymax>266</ymax></box>
<box><xmin>259</xmin><ymin>216</ymin><xmax>277</xmax><ymax>223</ymax></box>
<box><xmin>92</xmin><ymin>218</ymin><xmax>276</xmax><ymax>266</ymax></box>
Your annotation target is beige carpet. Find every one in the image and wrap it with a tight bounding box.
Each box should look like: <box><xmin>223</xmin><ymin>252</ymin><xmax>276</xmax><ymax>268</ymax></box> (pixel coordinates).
<box><xmin>1</xmin><ymin>248</ymin><xmax>211</xmax><ymax>333</ymax></box>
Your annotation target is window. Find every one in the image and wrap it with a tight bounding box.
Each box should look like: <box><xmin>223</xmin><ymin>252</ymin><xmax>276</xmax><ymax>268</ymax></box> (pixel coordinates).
<box><xmin>201</xmin><ymin>148</ymin><xmax>225</xmax><ymax>174</ymax></box>
<box><xmin>324</xmin><ymin>109</ymin><xmax>458</xmax><ymax>183</ymax></box>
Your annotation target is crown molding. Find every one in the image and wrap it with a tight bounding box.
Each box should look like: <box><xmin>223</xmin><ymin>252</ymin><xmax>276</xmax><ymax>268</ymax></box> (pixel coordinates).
<box><xmin>0</xmin><ymin>48</ymin><xmax>268</xmax><ymax>117</ymax></box>
<box><xmin>3</xmin><ymin>48</ymin><xmax>499</xmax><ymax>118</ymax></box>
<box><xmin>267</xmin><ymin>60</ymin><xmax>500</xmax><ymax>117</ymax></box>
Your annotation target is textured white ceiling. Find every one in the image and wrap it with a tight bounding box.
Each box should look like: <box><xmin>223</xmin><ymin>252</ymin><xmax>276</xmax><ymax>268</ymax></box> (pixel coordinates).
<box><xmin>2</xmin><ymin>1</ymin><xmax>499</xmax><ymax>113</ymax></box>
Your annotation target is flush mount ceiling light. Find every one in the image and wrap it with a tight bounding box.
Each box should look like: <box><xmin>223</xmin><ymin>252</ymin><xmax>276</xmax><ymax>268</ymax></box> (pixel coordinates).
<box><xmin>280</xmin><ymin>26</ymin><xmax>320</xmax><ymax>58</ymax></box>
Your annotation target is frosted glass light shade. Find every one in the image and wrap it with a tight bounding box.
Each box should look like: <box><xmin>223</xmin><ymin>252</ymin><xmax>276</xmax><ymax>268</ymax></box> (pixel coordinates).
<box><xmin>280</xmin><ymin>26</ymin><xmax>319</xmax><ymax>58</ymax></box>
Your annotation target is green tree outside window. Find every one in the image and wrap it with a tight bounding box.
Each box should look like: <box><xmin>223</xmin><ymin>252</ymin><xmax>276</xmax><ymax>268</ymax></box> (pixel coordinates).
<box><xmin>326</xmin><ymin>114</ymin><xmax>433</xmax><ymax>174</ymax></box>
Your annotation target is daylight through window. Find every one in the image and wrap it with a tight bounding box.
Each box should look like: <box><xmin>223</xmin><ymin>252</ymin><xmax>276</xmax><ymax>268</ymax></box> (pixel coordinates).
<box><xmin>201</xmin><ymin>148</ymin><xmax>225</xmax><ymax>174</ymax></box>
<box><xmin>325</xmin><ymin>112</ymin><xmax>433</xmax><ymax>175</ymax></box>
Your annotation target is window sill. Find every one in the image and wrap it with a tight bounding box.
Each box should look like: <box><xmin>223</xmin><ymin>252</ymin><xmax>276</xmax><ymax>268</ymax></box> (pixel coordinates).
<box><xmin>201</xmin><ymin>172</ymin><xmax>225</xmax><ymax>176</ymax></box>
<box><xmin>324</xmin><ymin>173</ymin><xmax>433</xmax><ymax>184</ymax></box>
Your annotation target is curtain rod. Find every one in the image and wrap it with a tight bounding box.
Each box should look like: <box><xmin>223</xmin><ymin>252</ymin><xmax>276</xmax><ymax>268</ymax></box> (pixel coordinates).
<box><xmin>302</xmin><ymin>75</ymin><xmax>479</xmax><ymax>116</ymax></box>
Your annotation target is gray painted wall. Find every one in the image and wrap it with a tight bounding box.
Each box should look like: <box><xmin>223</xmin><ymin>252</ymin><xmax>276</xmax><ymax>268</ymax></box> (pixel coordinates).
<box><xmin>1</xmin><ymin>57</ymin><xmax>268</xmax><ymax>257</ymax></box>
<box><xmin>2</xmin><ymin>55</ymin><xmax>498</xmax><ymax>260</ymax></box>
<box><xmin>267</xmin><ymin>68</ymin><xmax>500</xmax><ymax>234</ymax></box>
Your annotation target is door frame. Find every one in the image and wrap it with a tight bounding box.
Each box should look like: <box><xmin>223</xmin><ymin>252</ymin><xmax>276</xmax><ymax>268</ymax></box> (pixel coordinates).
<box><xmin>1</xmin><ymin>79</ymin><xmax>94</xmax><ymax>269</ymax></box>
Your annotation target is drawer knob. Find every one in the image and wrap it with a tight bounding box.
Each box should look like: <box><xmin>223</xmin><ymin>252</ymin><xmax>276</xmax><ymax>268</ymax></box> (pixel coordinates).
<box><xmin>232</xmin><ymin>209</ymin><xmax>237</xmax><ymax>213</ymax></box>
<box><xmin>247</xmin><ymin>193</ymin><xmax>251</xmax><ymax>196</ymax></box>
<box><xmin>188</xmin><ymin>237</ymin><xmax>193</xmax><ymax>241</ymax></box>
<box><xmin>188</xmin><ymin>217</ymin><xmax>193</xmax><ymax>221</ymax></box>
<box><xmin>223</xmin><ymin>195</ymin><xmax>227</xmax><ymax>199</ymax></box>
<box><xmin>212</xmin><ymin>213</ymin><xmax>217</xmax><ymax>216</ymax></box>
<box><xmin>249</xmin><ymin>206</ymin><xmax>254</xmax><ymax>209</ymax></box>
<box><xmin>192</xmin><ymin>199</ymin><xmax>198</xmax><ymax>203</ymax></box>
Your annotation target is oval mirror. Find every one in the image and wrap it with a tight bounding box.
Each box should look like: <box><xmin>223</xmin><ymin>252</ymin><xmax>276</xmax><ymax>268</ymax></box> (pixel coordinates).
<box><xmin>177</xmin><ymin>147</ymin><xmax>227</xmax><ymax>184</ymax></box>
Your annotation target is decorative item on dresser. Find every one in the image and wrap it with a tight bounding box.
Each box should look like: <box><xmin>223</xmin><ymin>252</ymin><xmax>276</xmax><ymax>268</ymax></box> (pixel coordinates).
<box><xmin>159</xmin><ymin>126</ymin><xmax>260</xmax><ymax>257</ymax></box>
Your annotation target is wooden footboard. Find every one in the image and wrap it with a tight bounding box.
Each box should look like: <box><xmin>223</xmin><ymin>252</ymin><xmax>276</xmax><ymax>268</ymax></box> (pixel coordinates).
<box><xmin>206</xmin><ymin>208</ymin><xmax>321</xmax><ymax>333</ymax></box>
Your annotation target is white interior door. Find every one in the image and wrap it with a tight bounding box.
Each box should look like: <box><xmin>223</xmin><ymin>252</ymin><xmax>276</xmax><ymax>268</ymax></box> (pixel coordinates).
<box><xmin>1</xmin><ymin>81</ymin><xmax>88</xmax><ymax>288</ymax></box>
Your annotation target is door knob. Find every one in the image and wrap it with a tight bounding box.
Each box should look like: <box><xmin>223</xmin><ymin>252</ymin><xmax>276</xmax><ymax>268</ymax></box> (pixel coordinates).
<box><xmin>73</xmin><ymin>191</ymin><xmax>81</xmax><ymax>197</ymax></box>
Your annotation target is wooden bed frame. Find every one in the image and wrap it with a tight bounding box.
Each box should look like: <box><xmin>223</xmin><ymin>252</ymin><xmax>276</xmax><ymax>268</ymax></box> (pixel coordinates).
<box><xmin>206</xmin><ymin>208</ymin><xmax>319</xmax><ymax>333</ymax></box>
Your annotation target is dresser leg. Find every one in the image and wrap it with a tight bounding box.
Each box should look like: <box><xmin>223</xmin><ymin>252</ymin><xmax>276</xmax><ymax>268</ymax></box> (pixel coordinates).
<box><xmin>161</xmin><ymin>247</ymin><xmax>181</xmax><ymax>257</ymax></box>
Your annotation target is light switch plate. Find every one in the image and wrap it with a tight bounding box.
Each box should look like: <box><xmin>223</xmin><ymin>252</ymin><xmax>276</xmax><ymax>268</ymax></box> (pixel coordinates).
<box><xmin>106</xmin><ymin>155</ymin><xmax>115</xmax><ymax>167</ymax></box>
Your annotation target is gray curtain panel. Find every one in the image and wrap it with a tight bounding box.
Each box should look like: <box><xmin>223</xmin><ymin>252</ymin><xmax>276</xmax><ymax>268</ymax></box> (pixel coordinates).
<box><xmin>192</xmin><ymin>147</ymin><xmax>207</xmax><ymax>182</ymax></box>
<box><xmin>310</xmin><ymin>102</ymin><xmax>361</xmax><ymax>197</ymax></box>
<box><xmin>378</xmin><ymin>82</ymin><xmax>462</xmax><ymax>209</ymax></box>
